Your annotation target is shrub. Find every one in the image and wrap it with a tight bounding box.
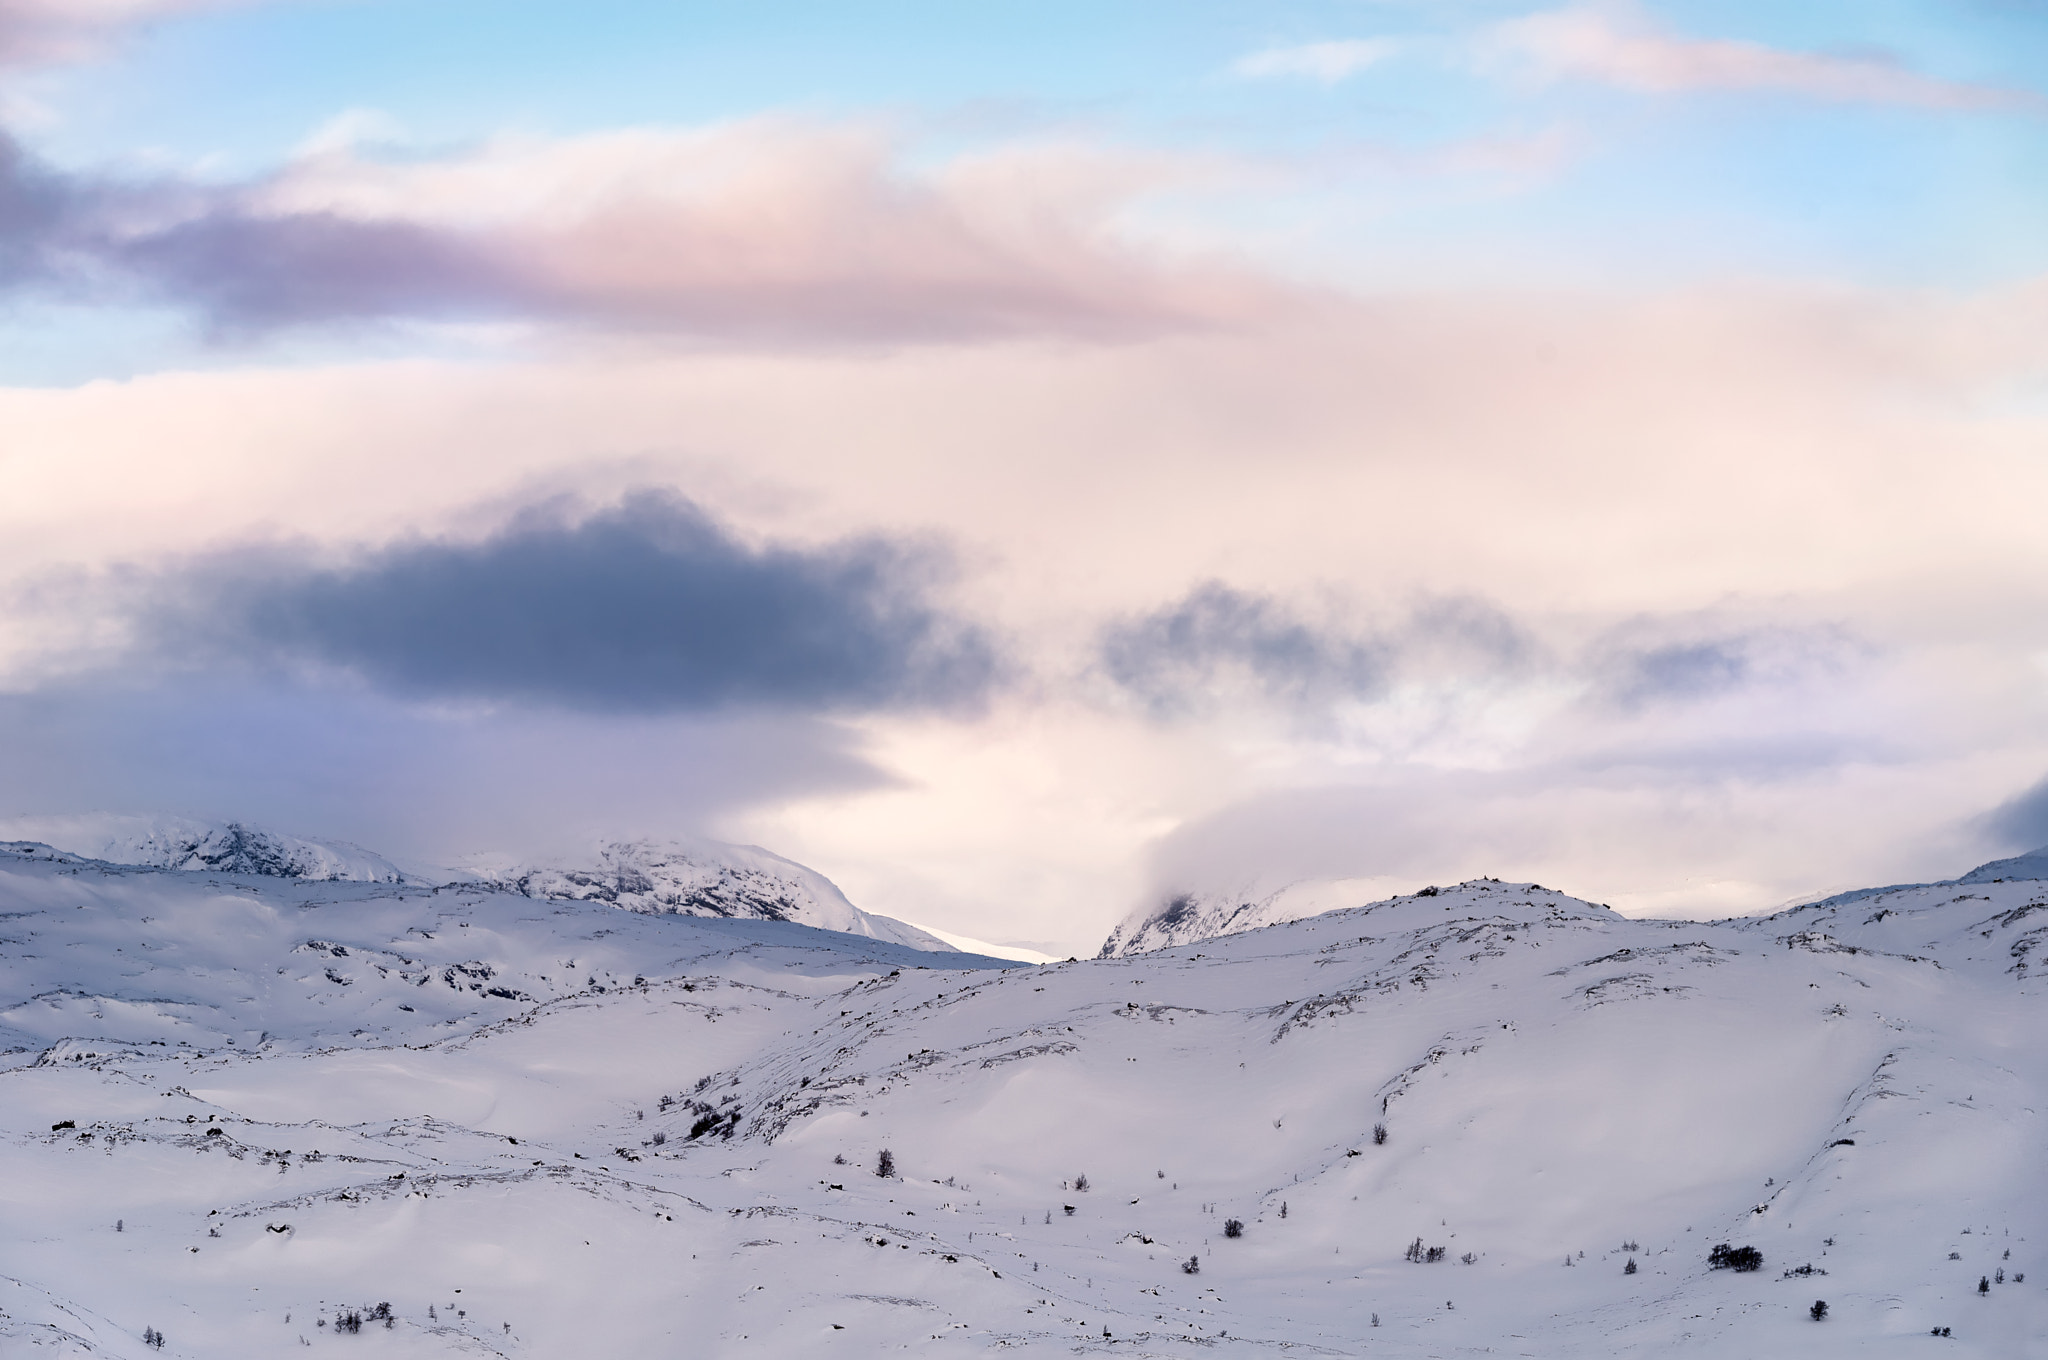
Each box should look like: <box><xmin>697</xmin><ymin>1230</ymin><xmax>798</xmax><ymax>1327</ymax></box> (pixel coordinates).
<box><xmin>1074</xmin><ymin>1173</ymin><xmax>1089</xmax><ymax>1192</ymax></box>
<box><xmin>1373</xmin><ymin>1122</ymin><xmax>1388</xmax><ymax>1145</ymax></box>
<box><xmin>1708</xmin><ymin>1243</ymin><xmax>1762</xmax><ymax>1272</ymax></box>
<box><xmin>1223</xmin><ymin>1219</ymin><xmax>1244</xmax><ymax>1239</ymax></box>
<box><xmin>1461</xmin><ymin>1252</ymin><xmax>1476</xmax><ymax>1265</ymax></box>
<box><xmin>1425</xmin><ymin>1246</ymin><xmax>1446</xmax><ymax>1263</ymax></box>
<box><xmin>1978</xmin><ymin>1276</ymin><xmax>1990</xmax><ymax>1295</ymax></box>
<box><xmin>877</xmin><ymin>1149</ymin><xmax>896</xmax><ymax>1178</ymax></box>
<box><xmin>1810</xmin><ymin>1300</ymin><xmax>1828</xmax><ymax>1322</ymax></box>
<box><xmin>1406</xmin><ymin>1238</ymin><xmax>1425</xmax><ymax>1263</ymax></box>
<box><xmin>1181</xmin><ymin>1256</ymin><xmax>1200</xmax><ymax>1275</ymax></box>
<box><xmin>1624</xmin><ymin>1258</ymin><xmax>1637</xmax><ymax>1275</ymax></box>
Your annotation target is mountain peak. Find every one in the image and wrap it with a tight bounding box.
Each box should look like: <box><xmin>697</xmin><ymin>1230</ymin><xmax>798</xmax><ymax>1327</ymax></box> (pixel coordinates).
<box><xmin>0</xmin><ymin>813</ymin><xmax>403</xmax><ymax>883</ymax></box>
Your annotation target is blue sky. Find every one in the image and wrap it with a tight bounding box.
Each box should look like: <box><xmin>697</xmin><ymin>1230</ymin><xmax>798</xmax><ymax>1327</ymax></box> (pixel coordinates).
<box><xmin>1</xmin><ymin>0</ymin><xmax>2046</xmax><ymax>948</ymax></box>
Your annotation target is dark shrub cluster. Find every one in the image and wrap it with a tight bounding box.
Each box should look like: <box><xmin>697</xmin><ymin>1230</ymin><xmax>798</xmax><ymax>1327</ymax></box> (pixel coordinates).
<box><xmin>1708</xmin><ymin>1243</ymin><xmax>1762</xmax><ymax>1272</ymax></box>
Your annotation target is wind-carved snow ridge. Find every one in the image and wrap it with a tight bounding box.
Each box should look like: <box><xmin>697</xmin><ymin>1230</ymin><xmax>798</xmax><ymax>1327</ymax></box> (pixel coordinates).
<box><xmin>462</xmin><ymin>836</ymin><xmax>953</xmax><ymax>952</ymax></box>
<box><xmin>0</xmin><ymin>813</ymin><xmax>404</xmax><ymax>882</ymax></box>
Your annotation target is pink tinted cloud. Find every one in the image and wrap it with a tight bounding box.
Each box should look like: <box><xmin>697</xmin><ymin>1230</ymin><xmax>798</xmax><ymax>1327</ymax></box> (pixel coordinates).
<box><xmin>0</xmin><ymin>0</ymin><xmax>234</xmax><ymax>66</ymax></box>
<box><xmin>1491</xmin><ymin>3</ymin><xmax>2041</xmax><ymax>111</ymax></box>
<box><xmin>112</xmin><ymin>119</ymin><xmax>1279</xmax><ymax>342</ymax></box>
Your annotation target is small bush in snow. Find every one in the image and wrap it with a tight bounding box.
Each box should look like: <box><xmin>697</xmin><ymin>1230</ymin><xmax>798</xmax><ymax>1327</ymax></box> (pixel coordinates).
<box><xmin>1406</xmin><ymin>1238</ymin><xmax>1425</xmax><ymax>1263</ymax></box>
<box><xmin>1426</xmin><ymin>1246</ymin><xmax>1446</xmax><ymax>1263</ymax></box>
<box><xmin>1373</xmin><ymin>1122</ymin><xmax>1388</xmax><ymax>1145</ymax></box>
<box><xmin>1810</xmin><ymin>1300</ymin><xmax>1828</xmax><ymax>1322</ymax></box>
<box><xmin>1978</xmin><ymin>1276</ymin><xmax>1990</xmax><ymax>1295</ymax></box>
<box><xmin>1460</xmin><ymin>1252</ymin><xmax>1476</xmax><ymax>1265</ymax></box>
<box><xmin>1624</xmin><ymin>1258</ymin><xmax>1637</xmax><ymax>1275</ymax></box>
<box><xmin>142</xmin><ymin>1327</ymin><xmax>165</xmax><ymax>1349</ymax></box>
<box><xmin>1074</xmin><ymin>1173</ymin><xmax>1089</xmax><ymax>1192</ymax></box>
<box><xmin>1181</xmin><ymin>1256</ymin><xmax>1200</xmax><ymax>1275</ymax></box>
<box><xmin>1708</xmin><ymin>1243</ymin><xmax>1762</xmax><ymax>1272</ymax></box>
<box><xmin>1224</xmin><ymin>1219</ymin><xmax>1244</xmax><ymax>1239</ymax></box>
<box><xmin>877</xmin><ymin>1149</ymin><xmax>896</xmax><ymax>1178</ymax></box>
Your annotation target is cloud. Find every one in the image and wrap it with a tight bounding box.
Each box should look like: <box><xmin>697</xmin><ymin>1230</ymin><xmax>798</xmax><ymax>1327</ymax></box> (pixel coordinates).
<box><xmin>0</xmin><ymin>0</ymin><xmax>233</xmax><ymax>67</ymax></box>
<box><xmin>0</xmin><ymin>120</ymin><xmax>1275</xmax><ymax>342</ymax></box>
<box><xmin>1590</xmin><ymin>621</ymin><xmax>1862</xmax><ymax>712</ymax></box>
<box><xmin>146</xmin><ymin>490</ymin><xmax>1000</xmax><ymax>715</ymax></box>
<box><xmin>1980</xmin><ymin>775</ymin><xmax>2048</xmax><ymax>852</ymax></box>
<box><xmin>1097</xmin><ymin>583</ymin><xmax>1542</xmax><ymax>718</ymax></box>
<box><xmin>1489</xmin><ymin>3</ymin><xmax>2042</xmax><ymax>110</ymax></box>
<box><xmin>0</xmin><ymin>678</ymin><xmax>894</xmax><ymax>868</ymax></box>
<box><xmin>1232</xmin><ymin>39</ymin><xmax>1396</xmax><ymax>85</ymax></box>
<box><xmin>1098</xmin><ymin>582</ymin><xmax>1391</xmax><ymax>716</ymax></box>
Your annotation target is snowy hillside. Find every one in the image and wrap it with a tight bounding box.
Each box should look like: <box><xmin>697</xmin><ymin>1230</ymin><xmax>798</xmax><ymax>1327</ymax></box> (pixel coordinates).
<box><xmin>1101</xmin><ymin>847</ymin><xmax>2048</xmax><ymax>957</ymax></box>
<box><xmin>2</xmin><ymin>852</ymin><xmax>2044</xmax><ymax>1357</ymax></box>
<box><xmin>0</xmin><ymin>815</ymin><xmax>404</xmax><ymax>884</ymax></box>
<box><xmin>1097</xmin><ymin>875</ymin><xmax>1410</xmax><ymax>958</ymax></box>
<box><xmin>462</xmin><ymin>837</ymin><xmax>954</xmax><ymax>952</ymax></box>
<box><xmin>0</xmin><ymin>817</ymin><xmax>952</xmax><ymax>952</ymax></box>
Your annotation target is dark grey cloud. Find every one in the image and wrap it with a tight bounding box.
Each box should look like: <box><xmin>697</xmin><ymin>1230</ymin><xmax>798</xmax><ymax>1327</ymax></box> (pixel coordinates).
<box><xmin>1981</xmin><ymin>775</ymin><xmax>2048</xmax><ymax>852</ymax></box>
<box><xmin>1099</xmin><ymin>581</ymin><xmax>1390</xmax><ymax>716</ymax></box>
<box><xmin>1591</xmin><ymin>622</ymin><xmax>1861</xmax><ymax>712</ymax></box>
<box><xmin>1097</xmin><ymin>582</ymin><xmax>1538</xmax><ymax>717</ymax></box>
<box><xmin>1606</xmin><ymin>639</ymin><xmax>1750</xmax><ymax>705</ymax></box>
<box><xmin>160</xmin><ymin>491</ymin><xmax>999</xmax><ymax>715</ymax></box>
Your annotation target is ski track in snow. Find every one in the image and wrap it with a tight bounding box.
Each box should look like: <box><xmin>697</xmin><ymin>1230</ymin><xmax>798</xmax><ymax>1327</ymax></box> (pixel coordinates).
<box><xmin>2</xmin><ymin>841</ymin><xmax>2045</xmax><ymax>1356</ymax></box>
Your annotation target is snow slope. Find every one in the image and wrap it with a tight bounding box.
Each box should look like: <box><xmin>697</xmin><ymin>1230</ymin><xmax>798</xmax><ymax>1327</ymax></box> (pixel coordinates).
<box><xmin>1098</xmin><ymin>876</ymin><xmax>1413</xmax><ymax>958</ymax></box>
<box><xmin>0</xmin><ymin>817</ymin><xmax>954</xmax><ymax>952</ymax></box>
<box><xmin>462</xmin><ymin>837</ymin><xmax>955</xmax><ymax>952</ymax></box>
<box><xmin>1102</xmin><ymin>848</ymin><xmax>2048</xmax><ymax>958</ymax></box>
<box><xmin>2</xmin><ymin>854</ymin><xmax>2044</xmax><ymax>1357</ymax></box>
<box><xmin>0</xmin><ymin>815</ymin><xmax>404</xmax><ymax>884</ymax></box>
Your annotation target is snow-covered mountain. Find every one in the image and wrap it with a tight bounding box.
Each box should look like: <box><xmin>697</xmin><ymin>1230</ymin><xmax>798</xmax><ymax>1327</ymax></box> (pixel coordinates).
<box><xmin>1102</xmin><ymin>848</ymin><xmax>2048</xmax><ymax>957</ymax></box>
<box><xmin>3</xmin><ymin>848</ymin><xmax>2044</xmax><ymax>1357</ymax></box>
<box><xmin>1097</xmin><ymin>875</ymin><xmax>1417</xmax><ymax>958</ymax></box>
<box><xmin>0</xmin><ymin>813</ymin><xmax>404</xmax><ymax>883</ymax></box>
<box><xmin>1957</xmin><ymin>844</ymin><xmax>2048</xmax><ymax>885</ymax></box>
<box><xmin>0</xmin><ymin>816</ymin><xmax>953</xmax><ymax>952</ymax></box>
<box><xmin>462</xmin><ymin>837</ymin><xmax>954</xmax><ymax>952</ymax></box>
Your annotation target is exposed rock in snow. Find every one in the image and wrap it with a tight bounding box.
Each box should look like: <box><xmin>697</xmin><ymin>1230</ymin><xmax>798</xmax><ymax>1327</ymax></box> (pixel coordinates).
<box><xmin>0</xmin><ymin>813</ymin><xmax>404</xmax><ymax>882</ymax></box>
<box><xmin>462</xmin><ymin>836</ymin><xmax>955</xmax><ymax>952</ymax></box>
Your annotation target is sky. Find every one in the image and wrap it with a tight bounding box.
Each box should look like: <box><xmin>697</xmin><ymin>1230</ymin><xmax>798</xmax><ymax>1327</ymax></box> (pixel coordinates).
<box><xmin>1</xmin><ymin>0</ymin><xmax>2046</xmax><ymax>953</ymax></box>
